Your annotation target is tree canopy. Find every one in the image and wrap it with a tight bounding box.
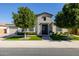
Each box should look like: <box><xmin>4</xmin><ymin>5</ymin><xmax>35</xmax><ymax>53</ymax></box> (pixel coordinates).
<box><xmin>12</xmin><ymin>7</ymin><xmax>36</xmax><ymax>29</ymax></box>
<box><xmin>55</xmin><ymin>3</ymin><xmax>79</xmax><ymax>28</ymax></box>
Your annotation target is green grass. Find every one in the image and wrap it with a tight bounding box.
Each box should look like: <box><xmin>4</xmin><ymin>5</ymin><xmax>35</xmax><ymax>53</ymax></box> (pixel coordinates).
<box><xmin>5</xmin><ymin>36</ymin><xmax>23</xmax><ymax>40</ymax></box>
<box><xmin>5</xmin><ymin>35</ymin><xmax>42</xmax><ymax>40</ymax></box>
<box><xmin>27</xmin><ymin>36</ymin><xmax>42</xmax><ymax>40</ymax></box>
<box><xmin>70</xmin><ymin>35</ymin><xmax>79</xmax><ymax>41</ymax></box>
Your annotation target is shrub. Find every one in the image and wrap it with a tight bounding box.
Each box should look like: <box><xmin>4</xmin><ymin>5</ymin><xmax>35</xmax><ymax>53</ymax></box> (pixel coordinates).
<box><xmin>17</xmin><ymin>32</ymin><xmax>24</xmax><ymax>35</ymax></box>
<box><xmin>17</xmin><ymin>32</ymin><xmax>36</xmax><ymax>35</ymax></box>
<box><xmin>59</xmin><ymin>32</ymin><xmax>63</xmax><ymax>35</ymax></box>
<box><xmin>63</xmin><ymin>32</ymin><xmax>69</xmax><ymax>36</ymax></box>
<box><xmin>50</xmin><ymin>32</ymin><xmax>71</xmax><ymax>41</ymax></box>
<box><xmin>55</xmin><ymin>32</ymin><xmax>58</xmax><ymax>35</ymax></box>
<box><xmin>26</xmin><ymin>32</ymin><xmax>36</xmax><ymax>35</ymax></box>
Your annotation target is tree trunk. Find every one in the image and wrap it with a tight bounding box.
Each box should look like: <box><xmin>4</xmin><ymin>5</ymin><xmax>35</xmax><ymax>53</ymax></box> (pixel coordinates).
<box><xmin>24</xmin><ymin>29</ymin><xmax>27</xmax><ymax>39</ymax></box>
<box><xmin>24</xmin><ymin>32</ymin><xmax>26</xmax><ymax>39</ymax></box>
<box><xmin>67</xmin><ymin>28</ymin><xmax>72</xmax><ymax>36</ymax></box>
<box><xmin>68</xmin><ymin>28</ymin><xmax>71</xmax><ymax>34</ymax></box>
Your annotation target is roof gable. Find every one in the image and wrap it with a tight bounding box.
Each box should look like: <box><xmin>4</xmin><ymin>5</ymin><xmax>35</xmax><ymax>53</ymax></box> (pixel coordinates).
<box><xmin>36</xmin><ymin>12</ymin><xmax>53</xmax><ymax>18</ymax></box>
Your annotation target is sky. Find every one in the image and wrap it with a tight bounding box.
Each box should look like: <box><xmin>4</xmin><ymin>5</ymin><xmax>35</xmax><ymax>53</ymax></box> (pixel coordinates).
<box><xmin>0</xmin><ymin>3</ymin><xmax>64</xmax><ymax>24</ymax></box>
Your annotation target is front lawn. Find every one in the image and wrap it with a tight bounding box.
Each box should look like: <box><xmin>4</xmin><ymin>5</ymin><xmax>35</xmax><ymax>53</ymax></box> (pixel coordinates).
<box><xmin>69</xmin><ymin>35</ymin><xmax>79</xmax><ymax>41</ymax></box>
<box><xmin>5</xmin><ymin>36</ymin><xmax>23</xmax><ymax>40</ymax></box>
<box><xmin>5</xmin><ymin>34</ymin><xmax>79</xmax><ymax>41</ymax></box>
<box><xmin>5</xmin><ymin>35</ymin><xmax>42</xmax><ymax>40</ymax></box>
<box><xmin>28</xmin><ymin>36</ymin><xmax>42</xmax><ymax>40</ymax></box>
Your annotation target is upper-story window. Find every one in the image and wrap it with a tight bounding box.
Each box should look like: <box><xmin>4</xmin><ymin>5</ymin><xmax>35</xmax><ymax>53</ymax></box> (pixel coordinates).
<box><xmin>43</xmin><ymin>17</ymin><xmax>46</xmax><ymax>21</ymax></box>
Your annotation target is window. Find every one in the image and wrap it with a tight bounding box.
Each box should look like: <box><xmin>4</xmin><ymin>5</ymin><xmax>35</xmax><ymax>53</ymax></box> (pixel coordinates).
<box><xmin>43</xmin><ymin>17</ymin><xmax>46</xmax><ymax>21</ymax></box>
<box><xmin>29</xmin><ymin>28</ymin><xmax>34</xmax><ymax>31</ymax></box>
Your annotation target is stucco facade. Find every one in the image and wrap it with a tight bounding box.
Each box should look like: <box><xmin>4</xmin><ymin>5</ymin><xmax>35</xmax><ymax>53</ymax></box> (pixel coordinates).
<box><xmin>36</xmin><ymin>12</ymin><xmax>53</xmax><ymax>36</ymax></box>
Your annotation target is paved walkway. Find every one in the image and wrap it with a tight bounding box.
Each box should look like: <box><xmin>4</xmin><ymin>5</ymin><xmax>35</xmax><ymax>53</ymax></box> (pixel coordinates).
<box><xmin>0</xmin><ymin>40</ymin><xmax>79</xmax><ymax>48</ymax></box>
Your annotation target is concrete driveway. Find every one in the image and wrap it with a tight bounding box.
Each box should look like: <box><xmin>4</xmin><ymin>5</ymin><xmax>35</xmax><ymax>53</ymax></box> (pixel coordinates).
<box><xmin>0</xmin><ymin>40</ymin><xmax>79</xmax><ymax>48</ymax></box>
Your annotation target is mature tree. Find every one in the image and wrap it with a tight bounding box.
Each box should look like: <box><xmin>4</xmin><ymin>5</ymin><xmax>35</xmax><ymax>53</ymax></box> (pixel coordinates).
<box><xmin>55</xmin><ymin>11</ymin><xmax>65</xmax><ymax>28</ymax></box>
<box><xmin>12</xmin><ymin>7</ymin><xmax>36</xmax><ymax>39</ymax></box>
<box><xmin>55</xmin><ymin>3</ymin><xmax>79</xmax><ymax>34</ymax></box>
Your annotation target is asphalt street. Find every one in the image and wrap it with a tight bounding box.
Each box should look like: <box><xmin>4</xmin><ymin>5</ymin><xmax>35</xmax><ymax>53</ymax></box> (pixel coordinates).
<box><xmin>0</xmin><ymin>48</ymin><xmax>79</xmax><ymax>56</ymax></box>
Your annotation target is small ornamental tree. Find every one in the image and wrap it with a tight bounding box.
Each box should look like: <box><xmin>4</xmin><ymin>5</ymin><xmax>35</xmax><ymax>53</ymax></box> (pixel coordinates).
<box><xmin>12</xmin><ymin>7</ymin><xmax>36</xmax><ymax>39</ymax></box>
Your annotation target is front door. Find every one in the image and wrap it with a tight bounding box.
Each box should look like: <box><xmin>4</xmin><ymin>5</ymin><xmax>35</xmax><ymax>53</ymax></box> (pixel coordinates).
<box><xmin>42</xmin><ymin>24</ymin><xmax>48</xmax><ymax>35</ymax></box>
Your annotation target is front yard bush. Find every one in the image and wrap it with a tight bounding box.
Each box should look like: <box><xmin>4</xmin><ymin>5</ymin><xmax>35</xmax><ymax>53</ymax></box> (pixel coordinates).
<box><xmin>50</xmin><ymin>32</ymin><xmax>71</xmax><ymax>41</ymax></box>
<box><xmin>62</xmin><ymin>32</ymin><xmax>69</xmax><ymax>36</ymax></box>
<box><xmin>17</xmin><ymin>32</ymin><xmax>24</xmax><ymax>35</ymax></box>
<box><xmin>17</xmin><ymin>32</ymin><xmax>36</xmax><ymax>35</ymax></box>
<box><xmin>26</xmin><ymin>32</ymin><xmax>36</xmax><ymax>35</ymax></box>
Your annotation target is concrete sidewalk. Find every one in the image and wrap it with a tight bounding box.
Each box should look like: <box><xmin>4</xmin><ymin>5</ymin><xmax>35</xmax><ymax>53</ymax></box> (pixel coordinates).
<box><xmin>0</xmin><ymin>40</ymin><xmax>79</xmax><ymax>48</ymax></box>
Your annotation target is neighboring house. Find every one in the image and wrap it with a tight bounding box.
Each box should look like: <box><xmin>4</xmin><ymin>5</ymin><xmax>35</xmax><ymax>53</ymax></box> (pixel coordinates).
<box><xmin>6</xmin><ymin>24</ymin><xmax>18</xmax><ymax>34</ymax></box>
<box><xmin>0</xmin><ymin>25</ymin><xmax>8</xmax><ymax>34</ymax></box>
<box><xmin>0</xmin><ymin>12</ymin><xmax>68</xmax><ymax>36</ymax></box>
